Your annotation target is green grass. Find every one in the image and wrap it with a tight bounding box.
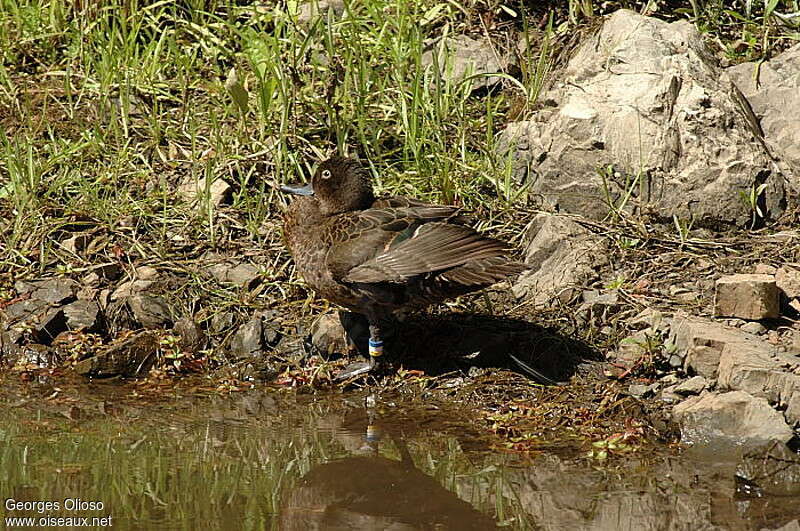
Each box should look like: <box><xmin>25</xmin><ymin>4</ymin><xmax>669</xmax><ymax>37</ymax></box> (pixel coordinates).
<box><xmin>0</xmin><ymin>0</ymin><xmax>798</xmax><ymax>330</ymax></box>
<box><xmin>0</xmin><ymin>0</ymin><xmax>550</xmax><ymax>302</ymax></box>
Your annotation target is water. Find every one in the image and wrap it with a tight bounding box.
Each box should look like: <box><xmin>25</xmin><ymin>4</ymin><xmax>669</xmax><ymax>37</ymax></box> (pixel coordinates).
<box><xmin>1</xmin><ymin>374</ymin><xmax>799</xmax><ymax>530</ymax></box>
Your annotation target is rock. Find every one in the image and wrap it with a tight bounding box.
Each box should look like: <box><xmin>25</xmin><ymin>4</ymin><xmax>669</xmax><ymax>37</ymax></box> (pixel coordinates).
<box><xmin>62</xmin><ymin>300</ymin><xmax>101</xmax><ymax>332</ymax></box>
<box><xmin>135</xmin><ymin>265</ymin><xmax>159</xmax><ymax>280</ymax></box>
<box><xmin>210</xmin><ymin>312</ymin><xmax>235</xmax><ymax>335</ymax></box>
<box><xmin>202</xmin><ymin>253</ymin><xmax>261</xmax><ymax>288</ymax></box>
<box><xmin>667</xmin><ymin>354</ymin><xmax>683</xmax><ymax>369</ymax></box>
<box><xmin>669</xmin><ymin>313</ymin><xmax>778</xmax><ymax>379</ymax></box>
<box><xmin>754</xmin><ymin>263</ymin><xmax>778</xmax><ymax>275</ymax></box>
<box><xmin>173</xmin><ymin>317</ymin><xmax>206</xmax><ymax>351</ymax></box>
<box><xmin>717</xmin><ymin>342</ymin><xmax>800</xmax><ymax>425</ymax></box>
<box><xmin>128</xmin><ymin>294</ymin><xmax>172</xmax><ymax>328</ymax></box>
<box><xmin>111</xmin><ymin>279</ymin><xmax>155</xmax><ymax>301</ymax></box>
<box><xmin>310</xmin><ymin>313</ymin><xmax>348</xmax><ymax>357</ymax></box>
<box><xmin>496</xmin><ymin>9</ymin><xmax>784</xmax><ymax>227</ymax></box>
<box><xmin>659</xmin><ymin>385</ymin><xmax>682</xmax><ymax>404</ymax></box>
<box><xmin>208</xmin><ymin>262</ymin><xmax>260</xmax><ymax>287</ymax></box>
<box><xmin>673</xmin><ymin>391</ymin><xmax>794</xmax><ymax>446</ymax></box>
<box><xmin>727</xmin><ymin>42</ymin><xmax>800</xmax><ymax>181</ymax></box>
<box><xmin>776</xmin><ymin>265</ymin><xmax>800</xmax><ymax>299</ymax></box>
<box><xmin>230</xmin><ymin>318</ymin><xmax>264</xmax><ymax>359</ymax></box>
<box><xmin>714</xmin><ymin>274</ymin><xmax>779</xmax><ymax>320</ymax></box>
<box><xmin>34</xmin><ymin>279</ymin><xmax>79</xmax><ymax>304</ymax></box>
<box><xmin>512</xmin><ymin>214</ymin><xmax>605</xmax><ymax>306</ymax></box>
<box><xmin>61</xmin><ymin>233</ymin><xmax>91</xmax><ymax>254</ymax></box>
<box><xmin>612</xmin><ymin>330</ymin><xmax>655</xmax><ymax>368</ymax></box>
<box><xmin>296</xmin><ymin>0</ymin><xmax>345</xmax><ymax>25</ymax></box>
<box><xmin>177</xmin><ymin>175</ymin><xmax>231</xmax><ymax>206</ymax></box>
<box><xmin>578</xmin><ymin>290</ymin><xmax>620</xmax><ymax>322</ymax></box>
<box><xmin>674</xmin><ymin>375</ymin><xmax>707</xmax><ymax>396</ymax></box>
<box><xmin>73</xmin><ymin>330</ymin><xmax>160</xmax><ymax>378</ymax></box>
<box><xmin>421</xmin><ymin>34</ymin><xmax>511</xmax><ymax>91</ymax></box>
<box><xmin>741</xmin><ymin>321</ymin><xmax>767</xmax><ymax>335</ymax></box>
<box><xmin>628</xmin><ymin>383</ymin><xmax>655</xmax><ymax>398</ymax></box>
<box><xmin>685</xmin><ymin>345</ymin><xmax>723</xmax><ymax>378</ymax></box>
<box><xmin>660</xmin><ymin>373</ymin><xmax>681</xmax><ymax>385</ymax></box>
<box><xmin>229</xmin><ymin>312</ymin><xmax>282</xmax><ymax>360</ymax></box>
<box><xmin>2</xmin><ymin>298</ymin><xmax>49</xmax><ymax>322</ymax></box>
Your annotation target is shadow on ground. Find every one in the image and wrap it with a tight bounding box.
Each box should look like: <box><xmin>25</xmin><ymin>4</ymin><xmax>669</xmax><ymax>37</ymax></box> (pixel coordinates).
<box><xmin>338</xmin><ymin>311</ymin><xmax>600</xmax><ymax>383</ymax></box>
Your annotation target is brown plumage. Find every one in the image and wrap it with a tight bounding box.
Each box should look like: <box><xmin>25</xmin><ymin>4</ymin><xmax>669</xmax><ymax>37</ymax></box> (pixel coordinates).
<box><xmin>281</xmin><ymin>156</ymin><xmax>527</xmax><ymax>377</ymax></box>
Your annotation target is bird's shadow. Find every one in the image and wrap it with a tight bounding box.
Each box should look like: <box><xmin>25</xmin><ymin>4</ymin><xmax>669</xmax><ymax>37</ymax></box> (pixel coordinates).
<box><xmin>339</xmin><ymin>311</ymin><xmax>599</xmax><ymax>384</ymax></box>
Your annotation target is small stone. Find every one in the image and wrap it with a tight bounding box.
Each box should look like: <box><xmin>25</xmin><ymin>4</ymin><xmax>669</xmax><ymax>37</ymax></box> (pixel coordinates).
<box><xmin>741</xmin><ymin>321</ymin><xmax>767</xmax><ymax>335</ymax></box>
<box><xmin>668</xmin><ymin>354</ymin><xmax>684</xmax><ymax>368</ymax></box>
<box><xmin>628</xmin><ymin>308</ymin><xmax>665</xmax><ymax>331</ymax></box>
<box><xmin>230</xmin><ymin>318</ymin><xmax>264</xmax><ymax>359</ymax></box>
<box><xmin>628</xmin><ymin>383</ymin><xmax>652</xmax><ymax>398</ymax></box>
<box><xmin>111</xmin><ymin>280</ymin><xmax>155</xmax><ymax>301</ymax></box>
<box><xmin>660</xmin><ymin>374</ymin><xmax>681</xmax><ymax>385</ymax></box>
<box><xmin>82</xmin><ymin>272</ymin><xmax>101</xmax><ymax>287</ymax></box>
<box><xmin>310</xmin><ymin>313</ymin><xmax>348</xmax><ymax>358</ymax></box>
<box><xmin>135</xmin><ymin>266</ymin><xmax>159</xmax><ymax>280</ymax></box>
<box><xmin>714</xmin><ymin>274</ymin><xmax>779</xmax><ymax>320</ymax></box>
<box><xmin>177</xmin><ymin>175</ymin><xmax>231</xmax><ymax>206</ymax></box>
<box><xmin>174</xmin><ymin>317</ymin><xmax>206</xmax><ymax>351</ymax></box>
<box><xmin>674</xmin><ymin>376</ymin><xmax>707</xmax><ymax>396</ymax></box>
<box><xmin>296</xmin><ymin>0</ymin><xmax>345</xmax><ymax>24</ymax></box>
<box><xmin>210</xmin><ymin>312</ymin><xmax>235</xmax><ymax>334</ymax></box>
<box><xmin>675</xmin><ymin>291</ymin><xmax>697</xmax><ymax>303</ymax></box>
<box><xmin>62</xmin><ymin>300</ymin><xmax>101</xmax><ymax>332</ymax></box>
<box><xmin>660</xmin><ymin>385</ymin><xmax>682</xmax><ymax>404</ymax></box>
<box><xmin>208</xmin><ymin>262</ymin><xmax>260</xmax><ymax>288</ymax></box>
<box><xmin>128</xmin><ymin>295</ymin><xmax>171</xmax><ymax>328</ymax></box>
<box><xmin>61</xmin><ymin>233</ymin><xmax>92</xmax><ymax>254</ymax></box>
<box><xmin>421</xmin><ymin>34</ymin><xmax>512</xmax><ymax>91</ymax></box>
<box><xmin>582</xmin><ymin>289</ymin><xmax>600</xmax><ymax>303</ymax></box>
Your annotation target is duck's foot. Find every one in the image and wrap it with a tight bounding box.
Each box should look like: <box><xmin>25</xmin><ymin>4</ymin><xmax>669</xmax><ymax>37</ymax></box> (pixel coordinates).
<box><xmin>335</xmin><ymin>356</ymin><xmax>388</xmax><ymax>381</ymax></box>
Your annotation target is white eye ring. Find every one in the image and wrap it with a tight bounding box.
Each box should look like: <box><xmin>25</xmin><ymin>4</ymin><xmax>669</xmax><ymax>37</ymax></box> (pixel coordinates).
<box><xmin>321</xmin><ymin>169</ymin><xmax>332</xmax><ymax>179</ymax></box>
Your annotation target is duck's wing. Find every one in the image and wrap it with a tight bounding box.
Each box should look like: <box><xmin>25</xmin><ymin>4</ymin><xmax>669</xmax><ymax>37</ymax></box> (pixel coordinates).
<box><xmin>372</xmin><ymin>196</ymin><xmax>473</xmax><ymax>225</ymax></box>
<box><xmin>342</xmin><ymin>222</ymin><xmax>514</xmax><ymax>284</ymax></box>
<box><xmin>326</xmin><ymin>205</ymin><xmax>465</xmax><ymax>281</ymax></box>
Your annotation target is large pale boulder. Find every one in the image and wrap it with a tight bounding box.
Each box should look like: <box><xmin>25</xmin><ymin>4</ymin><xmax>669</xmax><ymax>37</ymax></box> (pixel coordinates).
<box><xmin>498</xmin><ymin>9</ymin><xmax>784</xmax><ymax>227</ymax></box>
<box><xmin>512</xmin><ymin>213</ymin><xmax>606</xmax><ymax>306</ymax></box>
<box><xmin>727</xmin><ymin>42</ymin><xmax>800</xmax><ymax>185</ymax></box>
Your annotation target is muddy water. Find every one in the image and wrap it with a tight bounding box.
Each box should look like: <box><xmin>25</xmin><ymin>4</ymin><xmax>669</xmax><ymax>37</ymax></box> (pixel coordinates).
<box><xmin>1</xmin><ymin>375</ymin><xmax>799</xmax><ymax>530</ymax></box>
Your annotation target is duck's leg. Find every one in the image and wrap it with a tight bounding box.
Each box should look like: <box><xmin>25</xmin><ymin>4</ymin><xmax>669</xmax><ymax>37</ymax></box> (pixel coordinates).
<box><xmin>335</xmin><ymin>314</ymin><xmax>389</xmax><ymax>380</ymax></box>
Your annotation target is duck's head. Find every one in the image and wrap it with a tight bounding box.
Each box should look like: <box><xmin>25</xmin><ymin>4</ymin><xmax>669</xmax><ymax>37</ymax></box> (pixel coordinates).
<box><xmin>281</xmin><ymin>157</ymin><xmax>375</xmax><ymax>215</ymax></box>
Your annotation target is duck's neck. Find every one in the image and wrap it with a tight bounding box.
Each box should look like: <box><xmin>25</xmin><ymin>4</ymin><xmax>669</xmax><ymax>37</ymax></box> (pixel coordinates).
<box><xmin>284</xmin><ymin>197</ymin><xmax>325</xmax><ymax>247</ymax></box>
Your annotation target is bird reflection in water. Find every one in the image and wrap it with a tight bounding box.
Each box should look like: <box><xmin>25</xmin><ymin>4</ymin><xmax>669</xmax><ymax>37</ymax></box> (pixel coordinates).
<box><xmin>279</xmin><ymin>404</ymin><xmax>498</xmax><ymax>530</ymax></box>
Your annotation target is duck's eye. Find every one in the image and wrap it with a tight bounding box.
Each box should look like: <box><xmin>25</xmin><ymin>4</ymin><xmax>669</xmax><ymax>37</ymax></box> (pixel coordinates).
<box><xmin>321</xmin><ymin>169</ymin><xmax>332</xmax><ymax>180</ymax></box>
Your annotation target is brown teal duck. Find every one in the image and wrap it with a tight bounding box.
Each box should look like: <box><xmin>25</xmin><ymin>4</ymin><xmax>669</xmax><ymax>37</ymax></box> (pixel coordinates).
<box><xmin>281</xmin><ymin>156</ymin><xmax>527</xmax><ymax>378</ymax></box>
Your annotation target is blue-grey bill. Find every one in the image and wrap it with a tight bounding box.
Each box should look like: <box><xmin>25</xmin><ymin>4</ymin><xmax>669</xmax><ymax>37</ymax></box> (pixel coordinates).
<box><xmin>280</xmin><ymin>182</ymin><xmax>315</xmax><ymax>196</ymax></box>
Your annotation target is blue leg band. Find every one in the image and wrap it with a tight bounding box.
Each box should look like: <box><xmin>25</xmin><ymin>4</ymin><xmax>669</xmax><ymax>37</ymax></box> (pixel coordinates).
<box><xmin>368</xmin><ymin>339</ymin><xmax>383</xmax><ymax>357</ymax></box>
